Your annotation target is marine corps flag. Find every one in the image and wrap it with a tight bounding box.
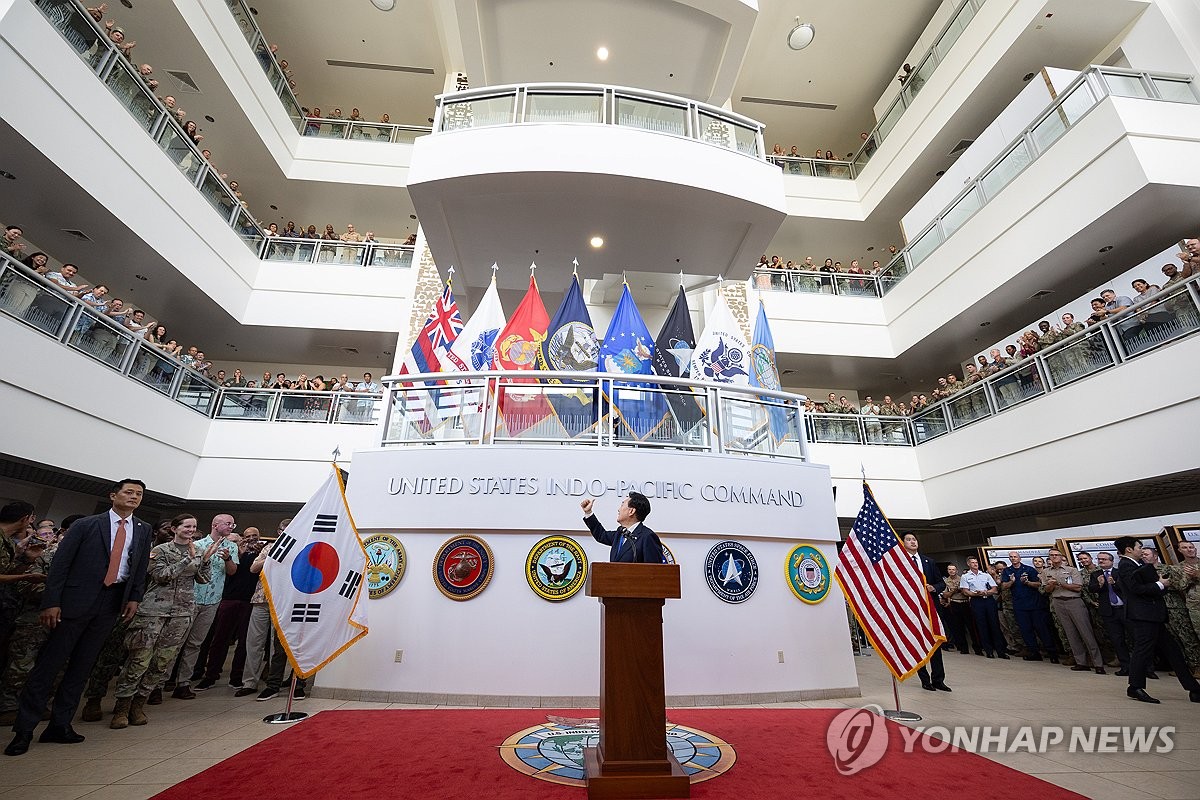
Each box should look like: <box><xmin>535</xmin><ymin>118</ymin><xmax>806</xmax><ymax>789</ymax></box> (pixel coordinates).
<box><xmin>263</xmin><ymin>465</ymin><xmax>368</xmax><ymax>678</ymax></box>
<box><xmin>495</xmin><ymin>272</ymin><xmax>552</xmax><ymax>436</ymax></box>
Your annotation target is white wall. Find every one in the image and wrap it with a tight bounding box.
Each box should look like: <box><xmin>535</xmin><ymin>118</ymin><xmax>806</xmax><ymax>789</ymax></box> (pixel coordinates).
<box><xmin>872</xmin><ymin>0</ymin><xmax>965</xmax><ymax>122</ymax></box>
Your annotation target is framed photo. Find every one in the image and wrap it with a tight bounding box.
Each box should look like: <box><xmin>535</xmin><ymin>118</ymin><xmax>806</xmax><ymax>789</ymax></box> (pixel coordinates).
<box><xmin>978</xmin><ymin>544</ymin><xmax>1059</xmax><ymax>574</ymax></box>
<box><xmin>1058</xmin><ymin>533</ymin><xmax>1173</xmax><ymax>568</ymax></box>
<box><xmin>1164</xmin><ymin>524</ymin><xmax>1200</xmax><ymax>546</ymax></box>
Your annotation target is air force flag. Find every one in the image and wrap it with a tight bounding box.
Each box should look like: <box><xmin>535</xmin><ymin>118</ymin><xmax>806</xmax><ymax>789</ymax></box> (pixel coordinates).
<box><xmin>263</xmin><ymin>465</ymin><xmax>368</xmax><ymax>678</ymax></box>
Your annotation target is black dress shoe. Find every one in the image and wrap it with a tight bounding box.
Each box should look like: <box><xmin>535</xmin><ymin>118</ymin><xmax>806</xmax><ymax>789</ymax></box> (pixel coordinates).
<box><xmin>1190</xmin><ymin>691</ymin><xmax>1200</xmax><ymax>703</ymax></box>
<box><xmin>38</xmin><ymin>725</ymin><xmax>85</xmax><ymax>744</ymax></box>
<box><xmin>1023</xmin><ymin>654</ymin><xmax>1043</xmax><ymax>662</ymax></box>
<box><xmin>3</xmin><ymin>732</ymin><xmax>31</xmax><ymax>756</ymax></box>
<box><xmin>1095</xmin><ymin>667</ymin><xmax>1106</xmax><ymax>675</ymax></box>
<box><xmin>1147</xmin><ymin>671</ymin><xmax>1160</xmax><ymax>680</ymax></box>
<box><xmin>1049</xmin><ymin>656</ymin><xmax>1060</xmax><ymax>664</ymax></box>
<box><xmin>998</xmin><ymin>653</ymin><xmax>1010</xmax><ymax>660</ymax></box>
<box><xmin>921</xmin><ymin>682</ymin><xmax>936</xmax><ymax>691</ymax></box>
<box><xmin>1128</xmin><ymin>688</ymin><xmax>1160</xmax><ymax>704</ymax></box>
<box><xmin>986</xmin><ymin>652</ymin><xmax>995</xmax><ymax>659</ymax></box>
<box><xmin>1071</xmin><ymin>665</ymin><xmax>1090</xmax><ymax>671</ymax></box>
<box><xmin>1116</xmin><ymin>669</ymin><xmax>1129</xmax><ymax>676</ymax></box>
<box><xmin>933</xmin><ymin>683</ymin><xmax>952</xmax><ymax>692</ymax></box>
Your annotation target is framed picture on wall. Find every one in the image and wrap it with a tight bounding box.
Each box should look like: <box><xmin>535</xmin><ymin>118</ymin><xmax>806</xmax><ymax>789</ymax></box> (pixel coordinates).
<box><xmin>978</xmin><ymin>544</ymin><xmax>1059</xmax><ymax>574</ymax></box>
<box><xmin>1164</xmin><ymin>525</ymin><xmax>1200</xmax><ymax>546</ymax></box>
<box><xmin>1058</xmin><ymin>533</ymin><xmax>1173</xmax><ymax>569</ymax></box>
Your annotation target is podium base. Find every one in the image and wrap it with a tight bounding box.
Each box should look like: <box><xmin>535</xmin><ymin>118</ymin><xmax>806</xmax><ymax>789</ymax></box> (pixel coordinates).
<box><xmin>583</xmin><ymin>748</ymin><xmax>690</xmax><ymax>799</ymax></box>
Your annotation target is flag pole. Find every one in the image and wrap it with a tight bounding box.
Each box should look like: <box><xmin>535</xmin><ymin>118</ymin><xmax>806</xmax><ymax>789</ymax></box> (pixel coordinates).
<box><xmin>263</xmin><ymin>674</ymin><xmax>308</xmax><ymax>725</ymax></box>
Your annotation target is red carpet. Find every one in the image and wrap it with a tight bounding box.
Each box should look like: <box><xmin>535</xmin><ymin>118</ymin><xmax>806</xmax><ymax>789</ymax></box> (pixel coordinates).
<box><xmin>150</xmin><ymin>708</ymin><xmax>1085</xmax><ymax>799</ymax></box>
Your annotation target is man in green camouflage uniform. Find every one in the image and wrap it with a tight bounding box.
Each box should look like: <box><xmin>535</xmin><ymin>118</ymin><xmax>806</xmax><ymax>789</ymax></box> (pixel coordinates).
<box><xmin>1036</xmin><ymin>320</ymin><xmax>1060</xmax><ymax>350</ymax></box>
<box><xmin>1075</xmin><ymin>552</ymin><xmax>1117</xmax><ymax>666</ymax></box>
<box><xmin>0</xmin><ymin>535</ymin><xmax>52</xmax><ymax>724</ymax></box>
<box><xmin>990</xmin><ymin>560</ymin><xmax>1022</xmax><ymax>654</ymax></box>
<box><xmin>1157</xmin><ymin>548</ymin><xmax>1200</xmax><ymax>678</ymax></box>
<box><xmin>1175</xmin><ymin>541</ymin><xmax>1200</xmax><ymax>657</ymax></box>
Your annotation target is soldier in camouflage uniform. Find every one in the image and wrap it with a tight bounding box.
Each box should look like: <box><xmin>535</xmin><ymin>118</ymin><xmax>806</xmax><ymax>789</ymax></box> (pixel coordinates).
<box><xmin>110</xmin><ymin>514</ymin><xmax>213</xmax><ymax>729</ymax></box>
<box><xmin>1157</xmin><ymin>546</ymin><xmax>1200</xmax><ymax>678</ymax></box>
<box><xmin>990</xmin><ymin>560</ymin><xmax>1022</xmax><ymax>654</ymax></box>
<box><xmin>1075</xmin><ymin>552</ymin><xmax>1117</xmax><ymax>666</ymax></box>
<box><xmin>0</xmin><ymin>534</ymin><xmax>52</xmax><ymax>724</ymax></box>
<box><xmin>1036</xmin><ymin>320</ymin><xmax>1060</xmax><ymax>350</ymax></box>
<box><xmin>1174</xmin><ymin>541</ymin><xmax>1200</xmax><ymax>656</ymax></box>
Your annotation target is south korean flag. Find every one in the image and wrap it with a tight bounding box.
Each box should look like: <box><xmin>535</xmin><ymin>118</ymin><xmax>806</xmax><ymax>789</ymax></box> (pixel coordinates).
<box><xmin>263</xmin><ymin>464</ymin><xmax>369</xmax><ymax>678</ymax></box>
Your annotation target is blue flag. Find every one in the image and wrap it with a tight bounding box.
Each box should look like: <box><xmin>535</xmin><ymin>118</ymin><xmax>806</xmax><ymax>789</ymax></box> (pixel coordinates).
<box><xmin>749</xmin><ymin>301</ymin><xmax>792</xmax><ymax>445</ymax></box>
<box><xmin>598</xmin><ymin>284</ymin><xmax>666</xmax><ymax>441</ymax></box>
<box><xmin>539</xmin><ymin>274</ymin><xmax>600</xmax><ymax>437</ymax></box>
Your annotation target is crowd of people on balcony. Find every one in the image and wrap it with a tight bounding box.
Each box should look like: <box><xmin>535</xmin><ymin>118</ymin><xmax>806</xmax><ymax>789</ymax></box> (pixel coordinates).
<box><xmin>753</xmin><ymin>251</ymin><xmax>900</xmax><ymax>284</ymax></box>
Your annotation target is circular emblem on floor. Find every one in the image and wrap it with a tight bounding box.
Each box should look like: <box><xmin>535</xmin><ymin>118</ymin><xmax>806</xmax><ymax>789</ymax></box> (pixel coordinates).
<box><xmin>704</xmin><ymin>541</ymin><xmax>758</xmax><ymax>604</ymax></box>
<box><xmin>785</xmin><ymin>544</ymin><xmax>830</xmax><ymax>604</ymax></box>
<box><xmin>363</xmin><ymin>533</ymin><xmax>406</xmax><ymax>600</ymax></box>
<box><xmin>433</xmin><ymin>536</ymin><xmax>494</xmax><ymax>601</ymax></box>
<box><xmin>499</xmin><ymin>720</ymin><xmax>735</xmax><ymax>786</ymax></box>
<box><xmin>526</xmin><ymin>536</ymin><xmax>588</xmax><ymax>601</ymax></box>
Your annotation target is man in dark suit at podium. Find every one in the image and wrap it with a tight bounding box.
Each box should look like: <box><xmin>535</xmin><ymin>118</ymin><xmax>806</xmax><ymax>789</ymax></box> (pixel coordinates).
<box><xmin>581</xmin><ymin>493</ymin><xmax>665</xmax><ymax>564</ymax></box>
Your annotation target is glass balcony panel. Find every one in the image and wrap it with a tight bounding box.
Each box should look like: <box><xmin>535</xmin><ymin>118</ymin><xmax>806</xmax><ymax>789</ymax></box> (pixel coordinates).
<box><xmin>392</xmin><ymin>127</ymin><xmax>427</xmax><ymax>145</ymax></box>
<box><xmin>367</xmin><ymin>245</ymin><xmax>414</xmax><ymax>269</ymax></box>
<box><xmin>731</xmin><ymin>121</ymin><xmax>762</xmax><ymax>158</ymax></box>
<box><xmin>939</xmin><ymin>187</ymin><xmax>983</xmax><ymax>238</ymax></box>
<box><xmin>752</xmin><ymin>270</ymin><xmax>791</xmax><ymax>293</ymax></box>
<box><xmin>1042</xmin><ymin>330</ymin><xmax>1116</xmax><ymax>388</ymax></box>
<box><xmin>616</xmin><ymin>96</ymin><xmax>687</xmax><ymax>137</ymax></box>
<box><xmin>492</xmin><ymin>384</ymin><xmax>582</xmax><ymax>441</ymax></box>
<box><xmin>234</xmin><ymin>209</ymin><xmax>263</xmax><ymax>251</ymax></box>
<box><xmin>279</xmin><ymin>88</ymin><xmax>304</xmax><ymax>131</ymax></box>
<box><xmin>878</xmin><ymin>274</ymin><xmax>903</xmax><ymax>295</ymax></box>
<box><xmin>1102</xmin><ymin>72</ymin><xmax>1152</xmax><ymax>98</ymax></box>
<box><xmin>277</xmin><ymin>391</ymin><xmax>333</xmax><ymax>422</ymax></box>
<box><xmin>911</xmin><ymin>407</ymin><xmax>950</xmax><ymax>442</ymax></box>
<box><xmin>0</xmin><ymin>268</ymin><xmax>73</xmax><ymax>336</ymax></box>
<box><xmin>945</xmin><ymin>386</ymin><xmax>992</xmax><ymax>427</ymax></box>
<box><xmin>200</xmin><ymin>172</ymin><xmax>238</xmax><ymax>221</ymax></box>
<box><xmin>224</xmin><ymin>0</ymin><xmax>258</xmax><ymax>43</ymax></box>
<box><xmin>907</xmin><ymin>225</ymin><xmax>943</xmax><ymax>266</ymax></box>
<box><xmin>989</xmin><ymin>362</ymin><xmax>1044</xmax><ymax>410</ymax></box>
<box><xmin>177</xmin><ymin>372</ymin><xmax>219</xmax><ymax>414</ymax></box>
<box><xmin>302</xmin><ymin>119</ymin><xmax>350</xmax><ymax>138</ymax></box>
<box><xmin>902</xmin><ymin>54</ymin><xmax>936</xmax><ymax>104</ymax></box>
<box><xmin>833</xmin><ymin>275</ymin><xmax>879</xmax><ymax>297</ymax></box>
<box><xmin>876</xmin><ymin>416</ymin><xmax>913</xmax><ymax>446</ymax></box>
<box><xmin>1113</xmin><ymin>287</ymin><xmax>1200</xmax><ymax>357</ymax></box>
<box><xmin>696</xmin><ymin>112</ymin><xmax>755</xmax><ymax>155</ymax></box>
<box><xmin>935</xmin><ymin>1</ymin><xmax>977</xmax><ymax>61</ymax></box>
<box><xmin>1151</xmin><ymin>78</ymin><xmax>1197</xmax><ymax>103</ymax></box>
<box><xmin>808</xmin><ymin>414</ymin><xmax>864</xmax><ymax>444</ymax></box>
<box><xmin>36</xmin><ymin>0</ymin><xmax>108</xmax><ymax>69</ymax></box>
<box><xmin>781</xmin><ymin>158</ymin><xmax>814</xmax><ymax>176</ymax></box>
<box><xmin>105</xmin><ymin>65</ymin><xmax>160</xmax><ymax>133</ymax></box>
<box><xmin>313</xmin><ymin>242</ymin><xmax>342</xmax><ymax>263</ymax></box>
<box><xmin>877</xmin><ymin>97</ymin><xmax>905</xmax><ymax>142</ymax></box>
<box><xmin>524</xmin><ymin>93</ymin><xmax>603</xmax><ymax>124</ymax></box>
<box><xmin>980</xmin><ymin>140</ymin><xmax>1033</xmax><ymax>200</ymax></box>
<box><xmin>157</xmin><ymin>124</ymin><xmax>203</xmax><ymax>182</ymax></box>
<box><xmin>262</xmin><ymin>238</ymin><xmax>315</xmax><ymax>263</ymax></box>
<box><xmin>334</xmin><ymin>394</ymin><xmax>382</xmax><ymax>424</ymax></box>
<box><xmin>440</xmin><ymin>96</ymin><xmax>515</xmax><ymax>131</ymax></box>
<box><xmin>1030</xmin><ymin>82</ymin><xmax>1096</xmax><ymax>152</ymax></box>
<box><xmin>791</xmin><ymin>271</ymin><xmax>826</xmax><ymax>294</ymax></box>
<box><xmin>128</xmin><ymin>344</ymin><xmax>179</xmax><ymax>395</ymax></box>
<box><xmin>385</xmin><ymin>383</ymin><xmax>491</xmax><ymax>443</ymax></box>
<box><xmin>885</xmin><ymin>252</ymin><xmax>910</xmax><ymax>279</ymax></box>
<box><xmin>215</xmin><ymin>389</ymin><xmax>276</xmax><ymax>420</ymax></box>
<box><xmin>308</xmin><ymin>241</ymin><xmax>367</xmax><ymax>265</ymax></box>
<box><xmin>348</xmin><ymin>122</ymin><xmax>395</xmax><ymax>142</ymax></box>
<box><xmin>720</xmin><ymin>395</ymin><xmax>801</xmax><ymax>456</ymax></box>
<box><xmin>66</xmin><ymin>308</ymin><xmax>134</xmax><ymax>369</ymax></box>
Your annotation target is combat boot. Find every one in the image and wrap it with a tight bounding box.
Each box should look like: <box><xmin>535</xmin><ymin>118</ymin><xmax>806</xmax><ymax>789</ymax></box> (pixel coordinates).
<box><xmin>128</xmin><ymin>695</ymin><xmax>148</xmax><ymax>726</ymax></box>
<box><xmin>110</xmin><ymin>697</ymin><xmax>131</xmax><ymax>729</ymax></box>
<box><xmin>147</xmin><ymin>687</ymin><xmax>163</xmax><ymax>705</ymax></box>
<box><xmin>81</xmin><ymin>697</ymin><xmax>103</xmax><ymax>722</ymax></box>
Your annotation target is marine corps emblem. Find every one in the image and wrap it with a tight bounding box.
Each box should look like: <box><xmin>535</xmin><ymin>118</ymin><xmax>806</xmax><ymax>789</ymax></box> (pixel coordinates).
<box><xmin>785</xmin><ymin>544</ymin><xmax>831</xmax><ymax>604</ymax></box>
<box><xmin>363</xmin><ymin>533</ymin><xmax>405</xmax><ymax>600</ymax></box>
<box><xmin>525</xmin><ymin>536</ymin><xmax>588</xmax><ymax>601</ymax></box>
<box><xmin>433</xmin><ymin>535</ymin><xmax>494</xmax><ymax>601</ymax></box>
<box><xmin>500</xmin><ymin>719</ymin><xmax>736</xmax><ymax>787</ymax></box>
<box><xmin>704</xmin><ymin>541</ymin><xmax>758</xmax><ymax>604</ymax></box>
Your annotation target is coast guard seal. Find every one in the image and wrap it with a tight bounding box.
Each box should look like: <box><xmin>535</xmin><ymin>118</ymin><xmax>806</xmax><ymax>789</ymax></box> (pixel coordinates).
<box><xmin>785</xmin><ymin>544</ymin><xmax>830</xmax><ymax>604</ymax></box>
<box><xmin>433</xmin><ymin>535</ymin><xmax>494</xmax><ymax>601</ymax></box>
<box><xmin>704</xmin><ymin>541</ymin><xmax>758</xmax><ymax>603</ymax></box>
<box><xmin>526</xmin><ymin>536</ymin><xmax>588</xmax><ymax>601</ymax></box>
<box><xmin>363</xmin><ymin>533</ymin><xmax>405</xmax><ymax>599</ymax></box>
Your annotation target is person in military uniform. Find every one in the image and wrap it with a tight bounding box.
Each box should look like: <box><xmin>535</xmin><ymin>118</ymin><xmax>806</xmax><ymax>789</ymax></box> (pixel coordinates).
<box><xmin>990</xmin><ymin>560</ymin><xmax>1022</xmax><ymax>655</ymax></box>
<box><xmin>940</xmin><ymin>565</ymin><xmax>980</xmax><ymax>655</ymax></box>
<box><xmin>1076</xmin><ymin>552</ymin><xmax>1117</xmax><ymax>666</ymax></box>
<box><xmin>1040</xmin><ymin>550</ymin><xmax>1106</xmax><ymax>673</ymax></box>
<box><xmin>1036</xmin><ymin>320</ymin><xmax>1060</xmax><ymax>350</ymax></box>
<box><xmin>0</xmin><ymin>531</ymin><xmax>52</xmax><ymax>725</ymax></box>
<box><xmin>1155</xmin><ymin>547</ymin><xmax>1200</xmax><ymax>679</ymax></box>
<box><xmin>1175</xmin><ymin>541</ymin><xmax>1200</xmax><ymax>663</ymax></box>
<box><xmin>110</xmin><ymin>514</ymin><xmax>214</xmax><ymax>729</ymax></box>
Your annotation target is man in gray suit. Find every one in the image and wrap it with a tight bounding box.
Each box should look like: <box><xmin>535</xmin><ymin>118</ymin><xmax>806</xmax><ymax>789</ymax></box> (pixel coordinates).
<box><xmin>5</xmin><ymin>479</ymin><xmax>152</xmax><ymax>756</ymax></box>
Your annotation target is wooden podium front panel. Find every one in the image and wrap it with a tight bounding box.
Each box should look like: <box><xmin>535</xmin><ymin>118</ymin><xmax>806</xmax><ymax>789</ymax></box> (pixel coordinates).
<box><xmin>598</xmin><ymin>595</ymin><xmax>669</xmax><ymax>770</ymax></box>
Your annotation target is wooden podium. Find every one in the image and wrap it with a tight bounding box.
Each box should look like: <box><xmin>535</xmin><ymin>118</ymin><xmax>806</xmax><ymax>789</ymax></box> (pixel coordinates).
<box><xmin>583</xmin><ymin>563</ymin><xmax>689</xmax><ymax>799</ymax></box>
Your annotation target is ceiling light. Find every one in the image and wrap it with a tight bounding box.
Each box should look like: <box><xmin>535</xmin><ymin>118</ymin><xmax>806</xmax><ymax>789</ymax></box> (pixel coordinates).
<box><xmin>370</xmin><ymin>0</ymin><xmax>395</xmax><ymax>10</ymax></box>
<box><xmin>1099</xmin><ymin>245</ymin><xmax>1113</xmax><ymax>253</ymax></box>
<box><xmin>0</xmin><ymin>170</ymin><xmax>14</xmax><ymax>180</ymax></box>
<box><xmin>787</xmin><ymin>18</ymin><xmax>816</xmax><ymax>51</ymax></box>
<box><xmin>135</xmin><ymin>274</ymin><xmax>148</xmax><ymax>281</ymax></box>
<box><xmin>590</xmin><ymin>236</ymin><xmax>604</xmax><ymax>248</ymax></box>
<box><xmin>596</xmin><ymin>46</ymin><xmax>609</xmax><ymax>61</ymax></box>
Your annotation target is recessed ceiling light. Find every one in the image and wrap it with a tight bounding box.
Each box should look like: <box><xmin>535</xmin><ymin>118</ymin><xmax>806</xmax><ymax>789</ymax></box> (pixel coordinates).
<box><xmin>409</xmin><ymin>214</ymin><xmax>417</xmax><ymax>220</ymax></box>
<box><xmin>596</xmin><ymin>46</ymin><xmax>609</xmax><ymax>61</ymax></box>
<box><xmin>120</xmin><ymin>0</ymin><xmax>133</xmax><ymax>7</ymax></box>
<box><xmin>866</xmin><ymin>246</ymin><xmax>874</xmax><ymax>252</ymax></box>
<box><xmin>0</xmin><ymin>170</ymin><xmax>14</xmax><ymax>180</ymax></box>
<box><xmin>787</xmin><ymin>19</ymin><xmax>816</xmax><ymax>51</ymax></box>
<box><xmin>204</xmin><ymin>115</ymin><xmax>215</xmax><ymax>123</ymax></box>
<box><xmin>979</xmin><ymin>321</ymin><xmax>991</xmax><ymax>327</ymax></box>
<box><xmin>269</xmin><ymin>204</ymin><xmax>278</xmax><ymax>210</ymax></box>
<box><xmin>590</xmin><ymin>236</ymin><xmax>604</xmax><ymax>248</ymax></box>
<box><xmin>135</xmin><ymin>274</ymin><xmax>148</xmax><ymax>281</ymax></box>
<box><xmin>370</xmin><ymin>0</ymin><xmax>396</xmax><ymax>10</ymax></box>
<box><xmin>1099</xmin><ymin>245</ymin><xmax>1113</xmax><ymax>253</ymax></box>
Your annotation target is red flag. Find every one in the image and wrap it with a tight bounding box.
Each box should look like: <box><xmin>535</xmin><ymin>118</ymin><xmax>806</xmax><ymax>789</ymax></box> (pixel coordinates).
<box><xmin>833</xmin><ymin>483</ymin><xmax>946</xmax><ymax>681</ymax></box>
<box><xmin>494</xmin><ymin>275</ymin><xmax>552</xmax><ymax>436</ymax></box>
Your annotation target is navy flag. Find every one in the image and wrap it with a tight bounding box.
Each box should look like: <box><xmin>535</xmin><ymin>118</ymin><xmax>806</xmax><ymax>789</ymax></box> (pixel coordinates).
<box><xmin>652</xmin><ymin>285</ymin><xmax>705</xmax><ymax>439</ymax></box>
<box><xmin>538</xmin><ymin>274</ymin><xmax>600</xmax><ymax>437</ymax></box>
<box><xmin>598</xmin><ymin>283</ymin><xmax>666</xmax><ymax>441</ymax></box>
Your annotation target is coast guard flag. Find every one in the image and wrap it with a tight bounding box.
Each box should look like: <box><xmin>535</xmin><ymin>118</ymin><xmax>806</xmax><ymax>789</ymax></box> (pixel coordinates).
<box><xmin>690</xmin><ymin>292</ymin><xmax>750</xmax><ymax>385</ymax></box>
<box><xmin>495</xmin><ymin>273</ymin><xmax>552</xmax><ymax>436</ymax></box>
<box><xmin>833</xmin><ymin>484</ymin><xmax>945</xmax><ymax>681</ymax></box>
<box><xmin>749</xmin><ymin>301</ymin><xmax>791</xmax><ymax>445</ymax></box>
<box><xmin>598</xmin><ymin>283</ymin><xmax>665</xmax><ymax>441</ymax></box>
<box><xmin>263</xmin><ymin>465</ymin><xmax>368</xmax><ymax>678</ymax></box>
<box><xmin>538</xmin><ymin>274</ymin><xmax>599</xmax><ymax>437</ymax></box>
<box><xmin>445</xmin><ymin>272</ymin><xmax>506</xmax><ymax>373</ymax></box>
<box><xmin>652</xmin><ymin>285</ymin><xmax>704</xmax><ymax>437</ymax></box>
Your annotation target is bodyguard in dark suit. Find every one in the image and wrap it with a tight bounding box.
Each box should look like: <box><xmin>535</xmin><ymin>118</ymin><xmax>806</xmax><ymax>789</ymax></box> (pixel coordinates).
<box><xmin>580</xmin><ymin>492</ymin><xmax>665</xmax><ymax>564</ymax></box>
<box><xmin>5</xmin><ymin>479</ymin><xmax>152</xmax><ymax>756</ymax></box>
<box><xmin>1089</xmin><ymin>552</ymin><xmax>1131</xmax><ymax>675</ymax></box>
<box><xmin>902</xmin><ymin>533</ymin><xmax>951</xmax><ymax>692</ymax></box>
<box><xmin>1114</xmin><ymin>536</ymin><xmax>1200</xmax><ymax>704</ymax></box>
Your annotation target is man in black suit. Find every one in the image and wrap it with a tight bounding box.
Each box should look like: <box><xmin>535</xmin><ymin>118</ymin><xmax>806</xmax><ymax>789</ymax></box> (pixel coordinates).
<box><xmin>580</xmin><ymin>492</ymin><xmax>664</xmax><ymax>564</ymax></box>
<box><xmin>903</xmin><ymin>533</ymin><xmax>951</xmax><ymax>692</ymax></box>
<box><xmin>1114</xmin><ymin>536</ymin><xmax>1200</xmax><ymax>704</ymax></box>
<box><xmin>5</xmin><ymin>479</ymin><xmax>152</xmax><ymax>756</ymax></box>
<box><xmin>1089</xmin><ymin>552</ymin><xmax>1131</xmax><ymax>675</ymax></box>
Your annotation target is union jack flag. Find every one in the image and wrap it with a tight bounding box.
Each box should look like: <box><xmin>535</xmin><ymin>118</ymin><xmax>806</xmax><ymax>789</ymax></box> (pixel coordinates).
<box><xmin>398</xmin><ymin>277</ymin><xmax>463</xmax><ymax>431</ymax></box>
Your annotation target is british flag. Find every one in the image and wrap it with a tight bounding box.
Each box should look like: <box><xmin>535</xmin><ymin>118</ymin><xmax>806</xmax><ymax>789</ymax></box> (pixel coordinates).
<box><xmin>398</xmin><ymin>278</ymin><xmax>463</xmax><ymax>431</ymax></box>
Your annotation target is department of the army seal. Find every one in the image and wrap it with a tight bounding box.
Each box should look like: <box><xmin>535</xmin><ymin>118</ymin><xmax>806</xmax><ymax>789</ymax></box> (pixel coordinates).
<box><xmin>433</xmin><ymin>535</ymin><xmax>494</xmax><ymax>601</ymax></box>
<box><xmin>704</xmin><ymin>541</ymin><xmax>758</xmax><ymax>604</ymax></box>
<box><xmin>525</xmin><ymin>536</ymin><xmax>588</xmax><ymax>601</ymax></box>
<box><xmin>363</xmin><ymin>533</ymin><xmax>406</xmax><ymax>600</ymax></box>
<box><xmin>785</xmin><ymin>544</ymin><xmax>830</xmax><ymax>604</ymax></box>
<box><xmin>500</xmin><ymin>720</ymin><xmax>735</xmax><ymax>787</ymax></box>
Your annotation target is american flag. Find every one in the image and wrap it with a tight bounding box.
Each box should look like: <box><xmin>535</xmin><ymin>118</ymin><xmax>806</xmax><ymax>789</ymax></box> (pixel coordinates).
<box><xmin>834</xmin><ymin>483</ymin><xmax>945</xmax><ymax>681</ymax></box>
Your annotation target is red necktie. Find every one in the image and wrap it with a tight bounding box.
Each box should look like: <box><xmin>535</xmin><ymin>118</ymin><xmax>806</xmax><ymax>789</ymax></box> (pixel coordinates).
<box><xmin>104</xmin><ymin>519</ymin><xmax>127</xmax><ymax>586</ymax></box>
